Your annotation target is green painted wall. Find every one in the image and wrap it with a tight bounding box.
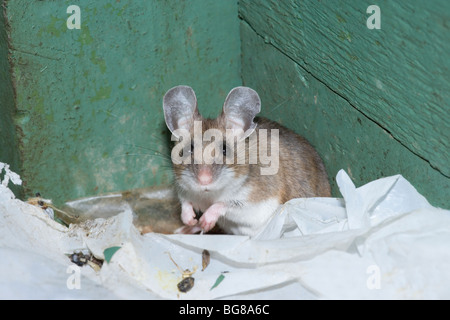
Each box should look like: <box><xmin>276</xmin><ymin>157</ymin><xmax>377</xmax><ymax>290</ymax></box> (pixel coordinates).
<box><xmin>239</xmin><ymin>0</ymin><xmax>449</xmax><ymax>208</ymax></box>
<box><xmin>1</xmin><ymin>0</ymin><xmax>448</xmax><ymax>209</ymax></box>
<box><xmin>1</xmin><ymin>0</ymin><xmax>241</xmax><ymax>205</ymax></box>
<box><xmin>0</xmin><ymin>7</ymin><xmax>22</xmax><ymax>197</ymax></box>
<box><xmin>0</xmin><ymin>8</ymin><xmax>16</xmax><ymax>167</ymax></box>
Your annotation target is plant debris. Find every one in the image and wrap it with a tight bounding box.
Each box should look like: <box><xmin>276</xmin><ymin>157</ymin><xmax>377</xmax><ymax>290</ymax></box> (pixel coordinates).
<box><xmin>201</xmin><ymin>249</ymin><xmax>210</xmax><ymax>271</ymax></box>
<box><xmin>166</xmin><ymin>252</ymin><xmax>198</xmax><ymax>293</ymax></box>
<box><xmin>177</xmin><ymin>277</ymin><xmax>195</xmax><ymax>293</ymax></box>
<box><xmin>27</xmin><ymin>192</ymin><xmax>79</xmax><ymax>225</ymax></box>
<box><xmin>210</xmin><ymin>273</ymin><xmax>226</xmax><ymax>291</ymax></box>
<box><xmin>103</xmin><ymin>246</ymin><xmax>122</xmax><ymax>264</ymax></box>
<box><xmin>68</xmin><ymin>250</ymin><xmax>103</xmax><ymax>272</ymax></box>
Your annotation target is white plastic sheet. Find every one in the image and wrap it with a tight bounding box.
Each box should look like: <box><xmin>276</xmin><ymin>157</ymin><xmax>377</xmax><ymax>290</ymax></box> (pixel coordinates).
<box><xmin>0</xmin><ymin>162</ymin><xmax>449</xmax><ymax>299</ymax></box>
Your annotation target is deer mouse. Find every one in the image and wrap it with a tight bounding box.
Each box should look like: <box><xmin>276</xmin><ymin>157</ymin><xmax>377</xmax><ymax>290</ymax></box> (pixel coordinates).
<box><xmin>163</xmin><ymin>85</ymin><xmax>331</xmax><ymax>237</ymax></box>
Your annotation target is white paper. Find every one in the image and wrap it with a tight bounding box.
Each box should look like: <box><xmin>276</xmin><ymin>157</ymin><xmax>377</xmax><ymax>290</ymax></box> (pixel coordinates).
<box><xmin>0</xmin><ymin>163</ymin><xmax>449</xmax><ymax>299</ymax></box>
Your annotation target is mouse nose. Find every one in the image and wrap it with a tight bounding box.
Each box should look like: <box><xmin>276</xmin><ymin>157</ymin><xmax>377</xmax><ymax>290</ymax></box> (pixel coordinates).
<box><xmin>197</xmin><ymin>166</ymin><xmax>213</xmax><ymax>186</ymax></box>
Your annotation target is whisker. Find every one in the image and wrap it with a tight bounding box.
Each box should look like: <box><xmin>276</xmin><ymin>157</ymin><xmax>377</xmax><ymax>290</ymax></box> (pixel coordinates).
<box><xmin>123</xmin><ymin>142</ymin><xmax>168</xmax><ymax>152</ymax></box>
<box><xmin>107</xmin><ymin>153</ymin><xmax>173</xmax><ymax>163</ymax></box>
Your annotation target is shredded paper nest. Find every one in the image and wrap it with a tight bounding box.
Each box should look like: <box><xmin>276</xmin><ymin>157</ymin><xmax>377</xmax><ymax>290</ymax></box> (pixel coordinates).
<box><xmin>1</xmin><ymin>162</ymin><xmax>449</xmax><ymax>299</ymax></box>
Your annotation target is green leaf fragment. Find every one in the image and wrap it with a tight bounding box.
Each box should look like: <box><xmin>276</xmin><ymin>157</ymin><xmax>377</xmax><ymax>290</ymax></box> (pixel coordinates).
<box><xmin>210</xmin><ymin>274</ymin><xmax>225</xmax><ymax>291</ymax></box>
<box><xmin>103</xmin><ymin>246</ymin><xmax>121</xmax><ymax>263</ymax></box>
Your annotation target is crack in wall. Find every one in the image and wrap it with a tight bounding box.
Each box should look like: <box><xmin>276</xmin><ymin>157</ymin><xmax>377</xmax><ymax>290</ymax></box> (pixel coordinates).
<box><xmin>239</xmin><ymin>17</ymin><xmax>449</xmax><ymax>179</ymax></box>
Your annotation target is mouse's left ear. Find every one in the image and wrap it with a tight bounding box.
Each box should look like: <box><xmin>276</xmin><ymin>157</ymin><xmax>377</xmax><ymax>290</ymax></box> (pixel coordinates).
<box><xmin>222</xmin><ymin>86</ymin><xmax>261</xmax><ymax>139</ymax></box>
<box><xmin>163</xmin><ymin>85</ymin><xmax>199</xmax><ymax>138</ymax></box>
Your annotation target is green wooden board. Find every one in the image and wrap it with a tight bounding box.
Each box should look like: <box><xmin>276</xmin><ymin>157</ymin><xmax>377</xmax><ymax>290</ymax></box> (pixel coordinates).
<box><xmin>239</xmin><ymin>0</ymin><xmax>449</xmax><ymax>179</ymax></box>
<box><xmin>240</xmin><ymin>19</ymin><xmax>449</xmax><ymax>208</ymax></box>
<box><xmin>1</xmin><ymin>0</ymin><xmax>448</xmax><ymax>209</ymax></box>
<box><xmin>0</xmin><ymin>0</ymin><xmax>241</xmax><ymax>205</ymax></box>
<box><xmin>0</xmin><ymin>8</ymin><xmax>22</xmax><ymax>198</ymax></box>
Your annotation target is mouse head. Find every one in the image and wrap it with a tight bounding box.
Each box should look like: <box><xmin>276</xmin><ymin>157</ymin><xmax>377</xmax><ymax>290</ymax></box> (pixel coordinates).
<box><xmin>162</xmin><ymin>85</ymin><xmax>261</xmax><ymax>192</ymax></box>
<box><xmin>163</xmin><ymin>85</ymin><xmax>260</xmax><ymax>138</ymax></box>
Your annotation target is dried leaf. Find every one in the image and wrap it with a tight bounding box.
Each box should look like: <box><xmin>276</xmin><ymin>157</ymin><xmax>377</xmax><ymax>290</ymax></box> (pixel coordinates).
<box><xmin>103</xmin><ymin>246</ymin><xmax>121</xmax><ymax>263</ymax></box>
<box><xmin>201</xmin><ymin>249</ymin><xmax>210</xmax><ymax>271</ymax></box>
<box><xmin>210</xmin><ymin>274</ymin><xmax>225</xmax><ymax>291</ymax></box>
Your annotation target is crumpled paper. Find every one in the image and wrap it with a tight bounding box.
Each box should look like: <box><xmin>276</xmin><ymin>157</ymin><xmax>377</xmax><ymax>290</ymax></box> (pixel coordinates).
<box><xmin>0</xmin><ymin>162</ymin><xmax>449</xmax><ymax>299</ymax></box>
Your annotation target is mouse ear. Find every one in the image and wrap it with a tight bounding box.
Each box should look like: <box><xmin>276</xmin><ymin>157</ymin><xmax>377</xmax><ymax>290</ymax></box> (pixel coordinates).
<box><xmin>222</xmin><ymin>86</ymin><xmax>261</xmax><ymax>138</ymax></box>
<box><xmin>163</xmin><ymin>85</ymin><xmax>199</xmax><ymax>137</ymax></box>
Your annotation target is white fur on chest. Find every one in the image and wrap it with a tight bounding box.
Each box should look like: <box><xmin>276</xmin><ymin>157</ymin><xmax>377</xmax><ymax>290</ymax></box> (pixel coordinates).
<box><xmin>218</xmin><ymin>197</ymin><xmax>281</xmax><ymax>237</ymax></box>
<box><xmin>177</xmin><ymin>169</ymin><xmax>249</xmax><ymax>212</ymax></box>
<box><xmin>177</xmin><ymin>171</ymin><xmax>281</xmax><ymax>236</ymax></box>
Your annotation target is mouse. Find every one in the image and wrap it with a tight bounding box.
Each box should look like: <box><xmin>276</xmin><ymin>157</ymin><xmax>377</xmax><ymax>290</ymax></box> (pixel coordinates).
<box><xmin>162</xmin><ymin>85</ymin><xmax>331</xmax><ymax>237</ymax></box>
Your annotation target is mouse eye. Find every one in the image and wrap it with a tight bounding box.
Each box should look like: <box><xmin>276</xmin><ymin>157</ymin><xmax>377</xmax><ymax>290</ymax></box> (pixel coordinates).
<box><xmin>222</xmin><ymin>143</ymin><xmax>227</xmax><ymax>156</ymax></box>
<box><xmin>178</xmin><ymin>142</ymin><xmax>194</xmax><ymax>158</ymax></box>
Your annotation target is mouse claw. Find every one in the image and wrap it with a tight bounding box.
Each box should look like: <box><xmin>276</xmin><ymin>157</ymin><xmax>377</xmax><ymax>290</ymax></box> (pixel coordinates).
<box><xmin>199</xmin><ymin>215</ymin><xmax>217</xmax><ymax>233</ymax></box>
<box><xmin>187</xmin><ymin>218</ymin><xmax>199</xmax><ymax>226</ymax></box>
<box><xmin>198</xmin><ymin>202</ymin><xmax>225</xmax><ymax>233</ymax></box>
<box><xmin>174</xmin><ymin>225</ymin><xmax>203</xmax><ymax>234</ymax></box>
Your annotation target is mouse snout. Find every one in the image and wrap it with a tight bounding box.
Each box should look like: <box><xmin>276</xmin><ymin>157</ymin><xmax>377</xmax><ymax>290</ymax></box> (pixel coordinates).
<box><xmin>197</xmin><ymin>166</ymin><xmax>213</xmax><ymax>186</ymax></box>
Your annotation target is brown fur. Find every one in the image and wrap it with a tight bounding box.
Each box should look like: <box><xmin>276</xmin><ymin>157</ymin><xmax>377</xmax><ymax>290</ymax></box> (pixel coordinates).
<box><xmin>172</xmin><ymin>115</ymin><xmax>331</xmax><ymax>204</ymax></box>
<box><xmin>249</xmin><ymin>118</ymin><xmax>331</xmax><ymax>202</ymax></box>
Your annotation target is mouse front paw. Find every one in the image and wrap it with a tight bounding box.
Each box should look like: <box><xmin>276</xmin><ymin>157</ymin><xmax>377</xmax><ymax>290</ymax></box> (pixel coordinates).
<box><xmin>199</xmin><ymin>215</ymin><xmax>216</xmax><ymax>233</ymax></box>
<box><xmin>181</xmin><ymin>202</ymin><xmax>197</xmax><ymax>226</ymax></box>
<box><xmin>199</xmin><ymin>202</ymin><xmax>225</xmax><ymax>233</ymax></box>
